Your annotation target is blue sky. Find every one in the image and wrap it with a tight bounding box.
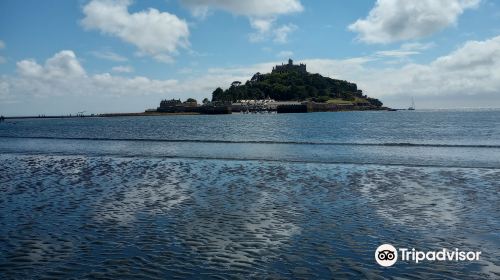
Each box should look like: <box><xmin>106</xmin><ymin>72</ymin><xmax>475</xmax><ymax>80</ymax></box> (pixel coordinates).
<box><xmin>0</xmin><ymin>0</ymin><xmax>499</xmax><ymax>115</ymax></box>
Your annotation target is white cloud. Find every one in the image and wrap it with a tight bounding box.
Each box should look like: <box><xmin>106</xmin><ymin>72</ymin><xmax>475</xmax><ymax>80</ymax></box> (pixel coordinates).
<box><xmin>183</xmin><ymin>0</ymin><xmax>302</xmax><ymax>43</ymax></box>
<box><xmin>90</xmin><ymin>50</ymin><xmax>128</xmax><ymax>62</ymax></box>
<box><xmin>375</xmin><ymin>50</ymin><xmax>420</xmax><ymax>58</ymax></box>
<box><xmin>250</xmin><ymin>18</ymin><xmax>275</xmax><ymax>33</ymax></box>
<box><xmin>0</xmin><ymin>50</ymin><xmax>224</xmax><ymax>113</ymax></box>
<box><xmin>210</xmin><ymin>36</ymin><xmax>500</xmax><ymax>108</ymax></box>
<box><xmin>0</xmin><ymin>40</ymin><xmax>6</xmax><ymax>64</ymax></box>
<box><xmin>2</xmin><ymin>36</ymin><xmax>500</xmax><ymax>114</ymax></box>
<box><xmin>375</xmin><ymin>42</ymin><xmax>435</xmax><ymax>58</ymax></box>
<box><xmin>401</xmin><ymin>42</ymin><xmax>436</xmax><ymax>51</ymax></box>
<box><xmin>148</xmin><ymin>53</ymin><xmax>174</xmax><ymax>63</ymax></box>
<box><xmin>111</xmin><ymin>65</ymin><xmax>133</xmax><ymax>73</ymax></box>
<box><xmin>370</xmin><ymin>36</ymin><xmax>500</xmax><ymax>99</ymax></box>
<box><xmin>81</xmin><ymin>0</ymin><xmax>189</xmax><ymax>62</ymax></box>
<box><xmin>3</xmin><ymin>50</ymin><xmax>177</xmax><ymax>102</ymax></box>
<box><xmin>277</xmin><ymin>50</ymin><xmax>294</xmax><ymax>58</ymax></box>
<box><xmin>17</xmin><ymin>50</ymin><xmax>86</xmax><ymax>78</ymax></box>
<box><xmin>206</xmin><ymin>62</ymin><xmax>276</xmax><ymax>76</ymax></box>
<box><xmin>302</xmin><ymin>36</ymin><xmax>500</xmax><ymax>108</ymax></box>
<box><xmin>273</xmin><ymin>24</ymin><xmax>297</xmax><ymax>43</ymax></box>
<box><xmin>349</xmin><ymin>0</ymin><xmax>481</xmax><ymax>44</ymax></box>
<box><xmin>181</xmin><ymin>0</ymin><xmax>303</xmax><ymax>18</ymax></box>
<box><xmin>6</xmin><ymin>51</ymin><xmax>88</xmax><ymax>103</ymax></box>
<box><xmin>249</xmin><ymin>22</ymin><xmax>297</xmax><ymax>43</ymax></box>
<box><xmin>90</xmin><ymin>73</ymin><xmax>178</xmax><ymax>96</ymax></box>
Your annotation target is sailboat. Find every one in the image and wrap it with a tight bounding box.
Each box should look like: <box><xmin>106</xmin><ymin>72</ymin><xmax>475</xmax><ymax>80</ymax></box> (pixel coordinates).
<box><xmin>408</xmin><ymin>97</ymin><xmax>415</xmax><ymax>110</ymax></box>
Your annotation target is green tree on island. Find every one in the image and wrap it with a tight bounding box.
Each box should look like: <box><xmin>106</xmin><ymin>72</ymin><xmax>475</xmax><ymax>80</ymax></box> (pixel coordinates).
<box><xmin>210</xmin><ymin>61</ymin><xmax>383</xmax><ymax>107</ymax></box>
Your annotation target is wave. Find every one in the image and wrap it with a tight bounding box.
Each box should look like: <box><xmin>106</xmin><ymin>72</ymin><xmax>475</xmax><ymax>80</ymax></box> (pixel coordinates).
<box><xmin>1</xmin><ymin>135</ymin><xmax>499</xmax><ymax>149</ymax></box>
<box><xmin>2</xmin><ymin>150</ymin><xmax>499</xmax><ymax>169</ymax></box>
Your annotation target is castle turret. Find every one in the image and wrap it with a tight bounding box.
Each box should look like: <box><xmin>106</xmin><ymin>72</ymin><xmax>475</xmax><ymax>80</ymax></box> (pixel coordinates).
<box><xmin>272</xmin><ymin>59</ymin><xmax>307</xmax><ymax>74</ymax></box>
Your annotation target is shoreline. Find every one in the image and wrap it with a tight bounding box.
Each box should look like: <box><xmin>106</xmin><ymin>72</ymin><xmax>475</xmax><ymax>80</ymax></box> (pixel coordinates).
<box><xmin>2</xmin><ymin>107</ymin><xmax>400</xmax><ymax>120</ymax></box>
<box><xmin>2</xmin><ymin>112</ymin><xmax>202</xmax><ymax>120</ymax></box>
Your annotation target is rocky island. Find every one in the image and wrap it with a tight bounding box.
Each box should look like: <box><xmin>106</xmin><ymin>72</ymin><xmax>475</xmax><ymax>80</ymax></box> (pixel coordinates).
<box><xmin>152</xmin><ymin>59</ymin><xmax>388</xmax><ymax>115</ymax></box>
<box><xmin>208</xmin><ymin>59</ymin><xmax>387</xmax><ymax>113</ymax></box>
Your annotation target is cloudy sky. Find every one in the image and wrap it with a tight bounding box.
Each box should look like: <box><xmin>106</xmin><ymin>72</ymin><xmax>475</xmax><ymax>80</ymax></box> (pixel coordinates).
<box><xmin>0</xmin><ymin>0</ymin><xmax>499</xmax><ymax>115</ymax></box>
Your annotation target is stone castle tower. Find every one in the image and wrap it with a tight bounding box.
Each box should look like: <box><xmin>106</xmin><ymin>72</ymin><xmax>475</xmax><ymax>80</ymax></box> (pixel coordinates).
<box><xmin>272</xmin><ymin>59</ymin><xmax>307</xmax><ymax>74</ymax></box>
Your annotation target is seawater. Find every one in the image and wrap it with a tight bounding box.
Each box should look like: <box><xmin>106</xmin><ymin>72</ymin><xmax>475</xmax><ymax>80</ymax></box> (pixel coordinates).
<box><xmin>0</xmin><ymin>110</ymin><xmax>499</xmax><ymax>279</ymax></box>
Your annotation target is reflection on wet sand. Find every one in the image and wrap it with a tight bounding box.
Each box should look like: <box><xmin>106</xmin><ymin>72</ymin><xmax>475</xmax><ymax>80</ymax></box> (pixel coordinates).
<box><xmin>0</xmin><ymin>154</ymin><xmax>499</xmax><ymax>279</ymax></box>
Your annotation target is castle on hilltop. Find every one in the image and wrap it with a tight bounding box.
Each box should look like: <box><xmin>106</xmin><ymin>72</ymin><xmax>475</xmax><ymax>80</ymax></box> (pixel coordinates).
<box><xmin>272</xmin><ymin>59</ymin><xmax>306</xmax><ymax>74</ymax></box>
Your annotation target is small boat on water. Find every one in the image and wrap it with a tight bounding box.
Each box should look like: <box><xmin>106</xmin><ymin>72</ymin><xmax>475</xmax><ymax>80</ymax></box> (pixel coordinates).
<box><xmin>408</xmin><ymin>97</ymin><xmax>415</xmax><ymax>110</ymax></box>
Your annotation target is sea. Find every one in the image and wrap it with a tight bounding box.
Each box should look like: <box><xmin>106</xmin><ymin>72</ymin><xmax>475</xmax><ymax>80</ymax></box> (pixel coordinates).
<box><xmin>0</xmin><ymin>109</ymin><xmax>499</xmax><ymax>279</ymax></box>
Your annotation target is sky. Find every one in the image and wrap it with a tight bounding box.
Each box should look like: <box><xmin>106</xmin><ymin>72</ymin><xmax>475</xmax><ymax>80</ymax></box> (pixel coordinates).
<box><xmin>0</xmin><ymin>0</ymin><xmax>499</xmax><ymax>115</ymax></box>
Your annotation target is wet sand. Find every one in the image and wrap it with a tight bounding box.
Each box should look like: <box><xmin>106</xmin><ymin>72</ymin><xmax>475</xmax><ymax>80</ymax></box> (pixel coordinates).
<box><xmin>1</xmin><ymin>154</ymin><xmax>499</xmax><ymax>279</ymax></box>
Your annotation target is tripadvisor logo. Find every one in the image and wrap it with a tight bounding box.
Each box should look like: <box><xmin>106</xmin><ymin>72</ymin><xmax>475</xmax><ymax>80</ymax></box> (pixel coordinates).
<box><xmin>375</xmin><ymin>244</ymin><xmax>398</xmax><ymax>267</ymax></box>
<box><xmin>375</xmin><ymin>244</ymin><xmax>481</xmax><ymax>267</ymax></box>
